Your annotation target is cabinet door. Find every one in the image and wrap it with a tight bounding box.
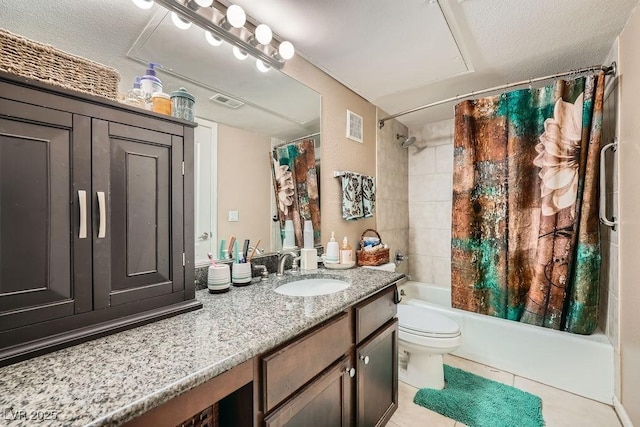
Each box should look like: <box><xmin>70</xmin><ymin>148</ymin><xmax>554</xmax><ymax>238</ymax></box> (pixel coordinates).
<box><xmin>264</xmin><ymin>355</ymin><xmax>352</xmax><ymax>427</ymax></box>
<box><xmin>0</xmin><ymin>100</ymin><xmax>91</xmax><ymax>330</ymax></box>
<box><xmin>92</xmin><ymin>120</ymin><xmax>184</xmax><ymax>309</ymax></box>
<box><xmin>357</xmin><ymin>319</ymin><xmax>398</xmax><ymax>427</ymax></box>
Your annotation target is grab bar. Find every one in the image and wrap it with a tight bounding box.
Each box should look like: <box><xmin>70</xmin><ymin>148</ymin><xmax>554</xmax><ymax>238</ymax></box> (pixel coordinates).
<box><xmin>599</xmin><ymin>138</ymin><xmax>618</xmax><ymax>230</ymax></box>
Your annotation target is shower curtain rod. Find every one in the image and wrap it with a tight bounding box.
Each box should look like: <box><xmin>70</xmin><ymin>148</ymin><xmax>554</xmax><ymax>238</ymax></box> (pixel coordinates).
<box><xmin>378</xmin><ymin>62</ymin><xmax>617</xmax><ymax>128</ymax></box>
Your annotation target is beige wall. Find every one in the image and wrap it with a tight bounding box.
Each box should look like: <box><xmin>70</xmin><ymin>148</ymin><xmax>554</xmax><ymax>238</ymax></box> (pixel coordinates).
<box><xmin>376</xmin><ymin>111</ymin><xmax>409</xmax><ymax>274</ymax></box>
<box><xmin>618</xmin><ymin>4</ymin><xmax>640</xmax><ymax>423</ymax></box>
<box><xmin>282</xmin><ymin>57</ymin><xmax>377</xmax><ymax>251</ymax></box>
<box><xmin>217</xmin><ymin>124</ymin><xmax>272</xmax><ymax>252</ymax></box>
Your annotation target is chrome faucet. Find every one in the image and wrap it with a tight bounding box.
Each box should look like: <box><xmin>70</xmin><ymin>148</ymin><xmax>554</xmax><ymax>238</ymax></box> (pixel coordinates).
<box><xmin>277</xmin><ymin>251</ymin><xmax>300</xmax><ymax>276</ymax></box>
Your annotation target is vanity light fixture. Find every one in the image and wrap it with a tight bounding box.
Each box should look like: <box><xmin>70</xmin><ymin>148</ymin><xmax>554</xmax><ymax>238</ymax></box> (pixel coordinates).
<box><xmin>277</xmin><ymin>41</ymin><xmax>295</xmax><ymax>60</ymax></box>
<box><xmin>187</xmin><ymin>0</ymin><xmax>213</xmax><ymax>9</ymax></box>
<box><xmin>254</xmin><ymin>24</ymin><xmax>273</xmax><ymax>45</ymax></box>
<box><xmin>232</xmin><ymin>46</ymin><xmax>248</xmax><ymax>60</ymax></box>
<box><xmin>205</xmin><ymin>30</ymin><xmax>223</xmax><ymax>46</ymax></box>
<box><xmin>221</xmin><ymin>4</ymin><xmax>246</xmax><ymax>29</ymax></box>
<box><xmin>132</xmin><ymin>0</ymin><xmax>154</xmax><ymax>9</ymax></box>
<box><xmin>256</xmin><ymin>59</ymin><xmax>270</xmax><ymax>73</ymax></box>
<box><xmin>148</xmin><ymin>0</ymin><xmax>295</xmax><ymax>70</ymax></box>
<box><xmin>171</xmin><ymin>11</ymin><xmax>192</xmax><ymax>29</ymax></box>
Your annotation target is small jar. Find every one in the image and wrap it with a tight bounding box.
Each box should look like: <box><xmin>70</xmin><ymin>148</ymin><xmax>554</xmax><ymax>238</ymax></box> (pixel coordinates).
<box><xmin>151</xmin><ymin>92</ymin><xmax>171</xmax><ymax>116</ymax></box>
<box><xmin>170</xmin><ymin>87</ymin><xmax>195</xmax><ymax>121</ymax></box>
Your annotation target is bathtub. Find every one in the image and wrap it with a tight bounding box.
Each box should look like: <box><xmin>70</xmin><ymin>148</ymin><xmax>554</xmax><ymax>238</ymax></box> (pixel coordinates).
<box><xmin>399</xmin><ymin>281</ymin><xmax>615</xmax><ymax>404</ymax></box>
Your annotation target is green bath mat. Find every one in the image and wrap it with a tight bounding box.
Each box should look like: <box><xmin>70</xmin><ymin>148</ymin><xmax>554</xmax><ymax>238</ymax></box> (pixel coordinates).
<box><xmin>413</xmin><ymin>365</ymin><xmax>544</xmax><ymax>427</ymax></box>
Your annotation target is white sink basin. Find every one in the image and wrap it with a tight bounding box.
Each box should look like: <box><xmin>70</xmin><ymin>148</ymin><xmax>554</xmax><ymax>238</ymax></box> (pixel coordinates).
<box><xmin>274</xmin><ymin>278</ymin><xmax>350</xmax><ymax>297</ymax></box>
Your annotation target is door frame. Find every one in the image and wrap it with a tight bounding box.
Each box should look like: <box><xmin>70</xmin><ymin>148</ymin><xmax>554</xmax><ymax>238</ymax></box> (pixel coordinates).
<box><xmin>194</xmin><ymin>117</ymin><xmax>218</xmax><ymax>266</ymax></box>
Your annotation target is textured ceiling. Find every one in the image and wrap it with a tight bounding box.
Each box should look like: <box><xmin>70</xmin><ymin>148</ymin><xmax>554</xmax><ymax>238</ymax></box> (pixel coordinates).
<box><xmin>232</xmin><ymin>0</ymin><xmax>638</xmax><ymax>126</ymax></box>
<box><xmin>0</xmin><ymin>0</ymin><xmax>638</xmax><ymax>130</ymax></box>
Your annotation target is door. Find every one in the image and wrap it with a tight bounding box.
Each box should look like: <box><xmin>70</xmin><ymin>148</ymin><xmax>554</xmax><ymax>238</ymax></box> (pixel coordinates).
<box><xmin>92</xmin><ymin>119</ymin><xmax>184</xmax><ymax>309</ymax></box>
<box><xmin>264</xmin><ymin>355</ymin><xmax>353</xmax><ymax>427</ymax></box>
<box><xmin>357</xmin><ymin>319</ymin><xmax>398</xmax><ymax>427</ymax></box>
<box><xmin>194</xmin><ymin>118</ymin><xmax>217</xmax><ymax>263</ymax></box>
<box><xmin>0</xmin><ymin>100</ymin><xmax>91</xmax><ymax>330</ymax></box>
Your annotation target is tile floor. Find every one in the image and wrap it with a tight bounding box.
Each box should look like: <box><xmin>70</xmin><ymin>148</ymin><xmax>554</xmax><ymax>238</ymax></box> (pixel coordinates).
<box><xmin>387</xmin><ymin>354</ymin><xmax>622</xmax><ymax>427</ymax></box>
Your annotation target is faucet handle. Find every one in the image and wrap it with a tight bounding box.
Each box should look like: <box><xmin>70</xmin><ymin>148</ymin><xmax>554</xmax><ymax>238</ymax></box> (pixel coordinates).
<box><xmin>254</xmin><ymin>264</ymin><xmax>269</xmax><ymax>280</ymax></box>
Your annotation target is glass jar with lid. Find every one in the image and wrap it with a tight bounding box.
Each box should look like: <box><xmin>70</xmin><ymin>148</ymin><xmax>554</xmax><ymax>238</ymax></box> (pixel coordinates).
<box><xmin>170</xmin><ymin>87</ymin><xmax>195</xmax><ymax>121</ymax></box>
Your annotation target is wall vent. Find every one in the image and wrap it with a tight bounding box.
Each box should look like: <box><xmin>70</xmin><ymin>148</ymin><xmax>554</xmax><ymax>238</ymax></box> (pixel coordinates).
<box><xmin>209</xmin><ymin>93</ymin><xmax>244</xmax><ymax>109</ymax></box>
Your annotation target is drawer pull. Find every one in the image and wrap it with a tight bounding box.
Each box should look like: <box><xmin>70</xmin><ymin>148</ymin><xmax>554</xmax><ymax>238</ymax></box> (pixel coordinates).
<box><xmin>97</xmin><ymin>191</ymin><xmax>106</xmax><ymax>238</ymax></box>
<box><xmin>346</xmin><ymin>367</ymin><xmax>355</xmax><ymax>378</ymax></box>
<box><xmin>78</xmin><ymin>190</ymin><xmax>87</xmax><ymax>239</ymax></box>
<box><xmin>360</xmin><ymin>355</ymin><xmax>370</xmax><ymax>365</ymax></box>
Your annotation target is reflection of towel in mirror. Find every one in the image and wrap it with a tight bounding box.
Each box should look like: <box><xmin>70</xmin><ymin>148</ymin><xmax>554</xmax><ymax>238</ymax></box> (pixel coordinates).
<box><xmin>341</xmin><ymin>172</ymin><xmax>363</xmax><ymax>220</ymax></box>
<box><xmin>362</xmin><ymin>176</ymin><xmax>375</xmax><ymax>218</ymax></box>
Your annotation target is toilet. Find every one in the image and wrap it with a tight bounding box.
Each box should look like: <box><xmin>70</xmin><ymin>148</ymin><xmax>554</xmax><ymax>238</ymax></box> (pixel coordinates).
<box><xmin>364</xmin><ymin>262</ymin><xmax>462</xmax><ymax>390</ymax></box>
<box><xmin>397</xmin><ymin>304</ymin><xmax>462</xmax><ymax>390</ymax></box>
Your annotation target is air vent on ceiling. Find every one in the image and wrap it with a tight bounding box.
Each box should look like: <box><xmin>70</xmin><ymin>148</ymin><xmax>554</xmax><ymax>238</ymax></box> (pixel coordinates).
<box><xmin>209</xmin><ymin>93</ymin><xmax>244</xmax><ymax>109</ymax></box>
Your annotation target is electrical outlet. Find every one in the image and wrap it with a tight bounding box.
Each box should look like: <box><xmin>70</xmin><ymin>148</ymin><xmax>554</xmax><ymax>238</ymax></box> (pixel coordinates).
<box><xmin>228</xmin><ymin>210</ymin><xmax>239</xmax><ymax>222</ymax></box>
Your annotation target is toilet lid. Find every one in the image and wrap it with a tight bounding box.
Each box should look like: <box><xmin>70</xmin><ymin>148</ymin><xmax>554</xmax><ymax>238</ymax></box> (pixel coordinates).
<box><xmin>398</xmin><ymin>305</ymin><xmax>460</xmax><ymax>337</ymax></box>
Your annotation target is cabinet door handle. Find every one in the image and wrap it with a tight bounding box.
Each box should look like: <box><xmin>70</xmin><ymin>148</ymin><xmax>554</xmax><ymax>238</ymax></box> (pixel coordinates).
<box><xmin>346</xmin><ymin>367</ymin><xmax>355</xmax><ymax>378</ymax></box>
<box><xmin>360</xmin><ymin>355</ymin><xmax>370</xmax><ymax>365</ymax></box>
<box><xmin>97</xmin><ymin>191</ymin><xmax>106</xmax><ymax>238</ymax></box>
<box><xmin>78</xmin><ymin>190</ymin><xmax>87</xmax><ymax>239</ymax></box>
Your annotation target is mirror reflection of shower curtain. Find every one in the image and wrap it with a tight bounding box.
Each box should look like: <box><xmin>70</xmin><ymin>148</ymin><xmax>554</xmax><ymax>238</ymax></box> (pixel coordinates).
<box><xmin>451</xmin><ymin>73</ymin><xmax>605</xmax><ymax>334</ymax></box>
<box><xmin>271</xmin><ymin>139</ymin><xmax>321</xmax><ymax>248</ymax></box>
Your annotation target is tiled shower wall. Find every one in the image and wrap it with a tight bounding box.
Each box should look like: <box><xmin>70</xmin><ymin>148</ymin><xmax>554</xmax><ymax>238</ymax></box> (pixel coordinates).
<box><xmin>407</xmin><ymin>119</ymin><xmax>454</xmax><ymax>286</ymax></box>
<box><xmin>376</xmin><ymin>110</ymin><xmax>409</xmax><ymax>275</ymax></box>
<box><xmin>599</xmin><ymin>71</ymin><xmax>620</xmax><ymax>395</ymax></box>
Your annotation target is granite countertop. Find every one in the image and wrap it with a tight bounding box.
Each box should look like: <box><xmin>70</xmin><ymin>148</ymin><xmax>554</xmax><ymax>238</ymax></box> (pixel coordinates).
<box><xmin>0</xmin><ymin>267</ymin><xmax>404</xmax><ymax>427</ymax></box>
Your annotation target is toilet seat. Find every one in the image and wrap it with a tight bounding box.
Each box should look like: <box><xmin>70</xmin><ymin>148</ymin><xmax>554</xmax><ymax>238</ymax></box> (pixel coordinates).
<box><xmin>397</xmin><ymin>305</ymin><xmax>460</xmax><ymax>338</ymax></box>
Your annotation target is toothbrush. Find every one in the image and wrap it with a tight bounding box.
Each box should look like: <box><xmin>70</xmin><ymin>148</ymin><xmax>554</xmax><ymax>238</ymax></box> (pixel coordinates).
<box><xmin>233</xmin><ymin>240</ymin><xmax>239</xmax><ymax>263</ymax></box>
<box><xmin>207</xmin><ymin>252</ymin><xmax>218</xmax><ymax>266</ymax></box>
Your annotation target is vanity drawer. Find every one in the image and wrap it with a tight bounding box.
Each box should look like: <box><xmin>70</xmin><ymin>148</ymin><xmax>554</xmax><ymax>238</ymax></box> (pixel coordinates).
<box><xmin>262</xmin><ymin>310</ymin><xmax>352</xmax><ymax>413</ymax></box>
<box><xmin>355</xmin><ymin>284</ymin><xmax>397</xmax><ymax>344</ymax></box>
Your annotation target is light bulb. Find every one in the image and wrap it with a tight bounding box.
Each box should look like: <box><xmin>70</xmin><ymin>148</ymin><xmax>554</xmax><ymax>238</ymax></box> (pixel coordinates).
<box><xmin>194</xmin><ymin>0</ymin><xmax>213</xmax><ymax>6</ymax></box>
<box><xmin>256</xmin><ymin>59</ymin><xmax>270</xmax><ymax>72</ymax></box>
<box><xmin>171</xmin><ymin>12</ymin><xmax>192</xmax><ymax>30</ymax></box>
<box><xmin>278</xmin><ymin>41</ymin><xmax>295</xmax><ymax>60</ymax></box>
<box><xmin>232</xmin><ymin>46</ymin><xmax>248</xmax><ymax>60</ymax></box>
<box><xmin>132</xmin><ymin>0</ymin><xmax>153</xmax><ymax>9</ymax></box>
<box><xmin>205</xmin><ymin>31</ymin><xmax>223</xmax><ymax>46</ymax></box>
<box><xmin>254</xmin><ymin>24</ymin><xmax>273</xmax><ymax>45</ymax></box>
<box><xmin>226</xmin><ymin>5</ymin><xmax>246</xmax><ymax>28</ymax></box>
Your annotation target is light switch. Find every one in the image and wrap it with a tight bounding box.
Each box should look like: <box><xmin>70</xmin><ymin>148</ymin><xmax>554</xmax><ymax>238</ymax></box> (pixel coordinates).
<box><xmin>228</xmin><ymin>210</ymin><xmax>239</xmax><ymax>222</ymax></box>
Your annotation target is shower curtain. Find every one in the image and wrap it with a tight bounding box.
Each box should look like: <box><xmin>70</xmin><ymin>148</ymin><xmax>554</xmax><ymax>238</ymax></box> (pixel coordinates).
<box><xmin>271</xmin><ymin>139</ymin><xmax>321</xmax><ymax>247</ymax></box>
<box><xmin>451</xmin><ymin>73</ymin><xmax>605</xmax><ymax>334</ymax></box>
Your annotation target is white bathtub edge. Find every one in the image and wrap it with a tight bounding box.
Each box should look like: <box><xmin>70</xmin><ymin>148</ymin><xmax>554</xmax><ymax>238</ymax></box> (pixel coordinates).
<box><xmin>613</xmin><ymin>396</ymin><xmax>634</xmax><ymax>427</ymax></box>
<box><xmin>400</xmin><ymin>281</ymin><xmax>615</xmax><ymax>404</ymax></box>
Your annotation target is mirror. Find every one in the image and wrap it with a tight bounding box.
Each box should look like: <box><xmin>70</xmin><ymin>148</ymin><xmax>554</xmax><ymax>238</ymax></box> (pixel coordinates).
<box><xmin>0</xmin><ymin>1</ymin><xmax>321</xmax><ymax>266</ymax></box>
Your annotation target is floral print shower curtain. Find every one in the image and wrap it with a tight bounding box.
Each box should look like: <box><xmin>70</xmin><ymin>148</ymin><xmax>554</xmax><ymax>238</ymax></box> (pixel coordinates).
<box><xmin>271</xmin><ymin>139</ymin><xmax>321</xmax><ymax>247</ymax></box>
<box><xmin>451</xmin><ymin>73</ymin><xmax>605</xmax><ymax>334</ymax></box>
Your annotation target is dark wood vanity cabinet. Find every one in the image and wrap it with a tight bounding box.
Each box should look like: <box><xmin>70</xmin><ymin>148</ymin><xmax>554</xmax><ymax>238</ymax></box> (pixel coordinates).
<box><xmin>0</xmin><ymin>73</ymin><xmax>200</xmax><ymax>365</ymax></box>
<box><xmin>259</xmin><ymin>283</ymin><xmax>399</xmax><ymax>427</ymax></box>
<box><xmin>356</xmin><ymin>319</ymin><xmax>398</xmax><ymax>426</ymax></box>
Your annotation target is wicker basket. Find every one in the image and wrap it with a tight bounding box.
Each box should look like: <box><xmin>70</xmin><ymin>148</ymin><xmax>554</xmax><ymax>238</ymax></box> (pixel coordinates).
<box><xmin>356</xmin><ymin>229</ymin><xmax>390</xmax><ymax>266</ymax></box>
<box><xmin>0</xmin><ymin>28</ymin><xmax>120</xmax><ymax>100</ymax></box>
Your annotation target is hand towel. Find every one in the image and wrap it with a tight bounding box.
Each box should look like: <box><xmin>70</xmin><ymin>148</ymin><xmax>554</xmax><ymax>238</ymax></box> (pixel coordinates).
<box><xmin>362</xmin><ymin>175</ymin><xmax>376</xmax><ymax>218</ymax></box>
<box><xmin>341</xmin><ymin>172</ymin><xmax>363</xmax><ymax>220</ymax></box>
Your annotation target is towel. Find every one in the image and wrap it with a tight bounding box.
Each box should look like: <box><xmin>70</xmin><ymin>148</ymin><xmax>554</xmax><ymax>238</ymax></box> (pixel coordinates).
<box><xmin>362</xmin><ymin>175</ymin><xmax>376</xmax><ymax>218</ymax></box>
<box><xmin>341</xmin><ymin>172</ymin><xmax>363</xmax><ymax>220</ymax></box>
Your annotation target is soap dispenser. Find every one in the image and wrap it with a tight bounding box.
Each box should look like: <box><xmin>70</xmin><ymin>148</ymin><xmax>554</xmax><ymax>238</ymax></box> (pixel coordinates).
<box><xmin>140</xmin><ymin>62</ymin><xmax>163</xmax><ymax>110</ymax></box>
<box><xmin>340</xmin><ymin>236</ymin><xmax>353</xmax><ymax>264</ymax></box>
<box><xmin>325</xmin><ymin>232</ymin><xmax>339</xmax><ymax>264</ymax></box>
